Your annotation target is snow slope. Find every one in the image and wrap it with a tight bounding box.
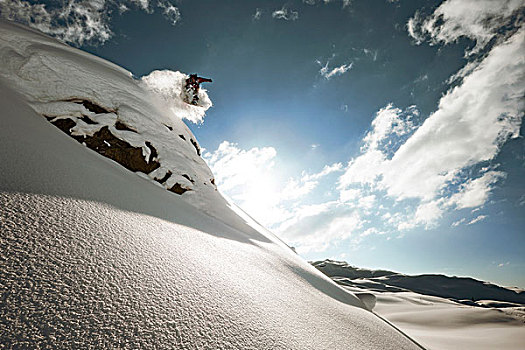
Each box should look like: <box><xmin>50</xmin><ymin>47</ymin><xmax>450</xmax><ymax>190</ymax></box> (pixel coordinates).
<box><xmin>0</xmin><ymin>20</ymin><xmax>421</xmax><ymax>349</ymax></box>
<box><xmin>313</xmin><ymin>260</ymin><xmax>525</xmax><ymax>350</ymax></box>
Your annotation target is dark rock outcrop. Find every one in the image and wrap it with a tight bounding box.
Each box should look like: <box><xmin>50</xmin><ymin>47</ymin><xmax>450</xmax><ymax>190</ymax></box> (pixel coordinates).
<box><xmin>154</xmin><ymin>171</ymin><xmax>172</xmax><ymax>184</ymax></box>
<box><xmin>190</xmin><ymin>138</ymin><xmax>201</xmax><ymax>156</ymax></box>
<box><xmin>169</xmin><ymin>183</ymin><xmax>191</xmax><ymax>195</ymax></box>
<box><xmin>65</xmin><ymin>98</ymin><xmax>115</xmax><ymax>114</ymax></box>
<box><xmin>115</xmin><ymin>121</ymin><xmax>137</xmax><ymax>133</ymax></box>
<box><xmin>48</xmin><ymin>119</ymin><xmax>160</xmax><ymax>174</ymax></box>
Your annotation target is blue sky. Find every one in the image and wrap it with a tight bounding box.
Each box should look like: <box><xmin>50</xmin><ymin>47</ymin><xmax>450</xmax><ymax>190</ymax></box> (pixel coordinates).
<box><xmin>2</xmin><ymin>0</ymin><xmax>524</xmax><ymax>287</ymax></box>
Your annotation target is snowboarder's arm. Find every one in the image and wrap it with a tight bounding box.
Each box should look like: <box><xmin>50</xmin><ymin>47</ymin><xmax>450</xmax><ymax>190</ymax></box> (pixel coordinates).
<box><xmin>196</xmin><ymin>77</ymin><xmax>212</xmax><ymax>84</ymax></box>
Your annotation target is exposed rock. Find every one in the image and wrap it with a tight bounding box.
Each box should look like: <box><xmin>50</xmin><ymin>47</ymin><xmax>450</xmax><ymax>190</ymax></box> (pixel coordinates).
<box><xmin>79</xmin><ymin>115</ymin><xmax>97</xmax><ymax>125</ymax></box>
<box><xmin>169</xmin><ymin>183</ymin><xmax>191</xmax><ymax>195</ymax></box>
<box><xmin>179</xmin><ymin>134</ymin><xmax>186</xmax><ymax>141</ymax></box>
<box><xmin>48</xmin><ymin>119</ymin><xmax>160</xmax><ymax>174</ymax></box>
<box><xmin>49</xmin><ymin>118</ymin><xmax>77</xmax><ymax>135</ymax></box>
<box><xmin>190</xmin><ymin>138</ymin><xmax>201</xmax><ymax>156</ymax></box>
<box><xmin>145</xmin><ymin>141</ymin><xmax>158</xmax><ymax>162</ymax></box>
<box><xmin>154</xmin><ymin>171</ymin><xmax>172</xmax><ymax>184</ymax></box>
<box><xmin>65</xmin><ymin>98</ymin><xmax>115</xmax><ymax>114</ymax></box>
<box><xmin>163</xmin><ymin>124</ymin><xmax>173</xmax><ymax>131</ymax></box>
<box><xmin>86</xmin><ymin>128</ymin><xmax>160</xmax><ymax>173</ymax></box>
<box><xmin>115</xmin><ymin>121</ymin><xmax>137</xmax><ymax>133</ymax></box>
<box><xmin>182</xmin><ymin>174</ymin><xmax>195</xmax><ymax>184</ymax></box>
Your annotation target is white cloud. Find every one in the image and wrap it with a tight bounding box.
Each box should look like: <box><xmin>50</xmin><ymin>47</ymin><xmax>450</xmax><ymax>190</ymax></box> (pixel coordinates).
<box><xmin>281</xmin><ymin>162</ymin><xmax>343</xmax><ymax>201</ymax></box>
<box><xmin>362</xmin><ymin>104</ymin><xmax>416</xmax><ymax>151</ymax></box>
<box><xmin>318</xmin><ymin>60</ymin><xmax>353</xmax><ymax>79</ymax></box>
<box><xmin>413</xmin><ymin>200</ymin><xmax>443</xmax><ymax>229</ymax></box>
<box><xmin>303</xmin><ymin>0</ymin><xmax>352</xmax><ymax>7</ymax></box>
<box><xmin>204</xmin><ymin>141</ymin><xmax>345</xmax><ymax>231</ymax></box>
<box><xmin>339</xmin><ymin>188</ymin><xmax>361</xmax><ymax>203</ymax></box>
<box><xmin>0</xmin><ymin>0</ymin><xmax>110</xmax><ymax>45</ymax></box>
<box><xmin>157</xmin><ymin>0</ymin><xmax>180</xmax><ymax>25</ymax></box>
<box><xmin>382</xmin><ymin>28</ymin><xmax>523</xmax><ymax>201</ymax></box>
<box><xmin>0</xmin><ymin>0</ymin><xmax>181</xmax><ymax>45</ymax></box>
<box><xmin>289</xmin><ymin>210</ymin><xmax>364</xmax><ymax>254</ymax></box>
<box><xmin>204</xmin><ymin>141</ymin><xmax>277</xmax><ymax>193</ymax></box>
<box><xmin>451</xmin><ymin>218</ymin><xmax>466</xmax><ymax>227</ymax></box>
<box><xmin>339</xmin><ymin>104</ymin><xmax>417</xmax><ymax>189</ymax></box>
<box><xmin>277</xmin><ymin>201</ymin><xmax>338</xmax><ymax>235</ymax></box>
<box><xmin>204</xmin><ymin>141</ymin><xmax>289</xmax><ymax>227</ymax></box>
<box><xmin>272</xmin><ymin>7</ymin><xmax>299</xmax><ymax>21</ymax></box>
<box><xmin>338</xmin><ymin>26</ymin><xmax>523</xmax><ymax>232</ymax></box>
<box><xmin>281</xmin><ymin>178</ymin><xmax>318</xmax><ymax>201</ymax></box>
<box><xmin>361</xmin><ymin>227</ymin><xmax>383</xmax><ymax>237</ymax></box>
<box><xmin>303</xmin><ymin>163</ymin><xmax>343</xmax><ymax>181</ymax></box>
<box><xmin>407</xmin><ymin>0</ymin><xmax>524</xmax><ymax>54</ymax></box>
<box><xmin>447</xmin><ymin>171</ymin><xmax>505</xmax><ymax>209</ymax></box>
<box><xmin>358</xmin><ymin>195</ymin><xmax>376</xmax><ymax>210</ymax></box>
<box><xmin>467</xmin><ymin>214</ymin><xmax>487</xmax><ymax>225</ymax></box>
<box><xmin>339</xmin><ymin>149</ymin><xmax>385</xmax><ymax>187</ymax></box>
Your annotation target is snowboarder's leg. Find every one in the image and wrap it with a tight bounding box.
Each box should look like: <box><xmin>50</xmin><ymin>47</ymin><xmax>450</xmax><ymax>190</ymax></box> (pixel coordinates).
<box><xmin>191</xmin><ymin>85</ymin><xmax>200</xmax><ymax>105</ymax></box>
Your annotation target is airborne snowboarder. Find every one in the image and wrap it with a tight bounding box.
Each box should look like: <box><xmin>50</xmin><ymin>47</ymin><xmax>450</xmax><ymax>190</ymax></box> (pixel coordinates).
<box><xmin>184</xmin><ymin>74</ymin><xmax>212</xmax><ymax>105</ymax></box>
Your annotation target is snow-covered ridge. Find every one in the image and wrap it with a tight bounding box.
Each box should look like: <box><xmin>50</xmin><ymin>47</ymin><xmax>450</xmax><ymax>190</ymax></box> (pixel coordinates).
<box><xmin>0</xmin><ymin>20</ymin><xmax>216</xmax><ymax>211</ymax></box>
<box><xmin>312</xmin><ymin>259</ymin><xmax>525</xmax><ymax>307</ymax></box>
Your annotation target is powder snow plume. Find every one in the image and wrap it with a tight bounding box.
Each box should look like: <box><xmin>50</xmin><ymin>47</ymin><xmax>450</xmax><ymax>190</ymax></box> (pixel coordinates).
<box><xmin>140</xmin><ymin>70</ymin><xmax>212</xmax><ymax>124</ymax></box>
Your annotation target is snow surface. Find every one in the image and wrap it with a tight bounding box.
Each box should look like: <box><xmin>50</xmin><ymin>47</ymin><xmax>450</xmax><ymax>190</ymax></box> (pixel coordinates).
<box><xmin>0</xmin><ymin>20</ymin><xmax>422</xmax><ymax>349</ymax></box>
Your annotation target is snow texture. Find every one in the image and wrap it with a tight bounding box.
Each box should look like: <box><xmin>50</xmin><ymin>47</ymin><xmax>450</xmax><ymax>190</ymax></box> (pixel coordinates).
<box><xmin>0</xmin><ymin>20</ymin><xmax>421</xmax><ymax>349</ymax></box>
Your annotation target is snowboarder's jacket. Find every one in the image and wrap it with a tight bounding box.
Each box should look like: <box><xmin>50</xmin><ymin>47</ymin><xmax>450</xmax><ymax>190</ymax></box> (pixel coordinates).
<box><xmin>186</xmin><ymin>74</ymin><xmax>212</xmax><ymax>88</ymax></box>
<box><xmin>185</xmin><ymin>74</ymin><xmax>212</xmax><ymax>105</ymax></box>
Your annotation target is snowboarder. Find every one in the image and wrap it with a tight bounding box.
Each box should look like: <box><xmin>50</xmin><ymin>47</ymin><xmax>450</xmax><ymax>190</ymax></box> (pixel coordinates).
<box><xmin>184</xmin><ymin>74</ymin><xmax>212</xmax><ymax>105</ymax></box>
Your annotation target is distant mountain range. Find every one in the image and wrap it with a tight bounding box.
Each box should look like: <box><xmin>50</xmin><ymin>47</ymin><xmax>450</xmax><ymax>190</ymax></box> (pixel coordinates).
<box><xmin>311</xmin><ymin>259</ymin><xmax>525</xmax><ymax>308</ymax></box>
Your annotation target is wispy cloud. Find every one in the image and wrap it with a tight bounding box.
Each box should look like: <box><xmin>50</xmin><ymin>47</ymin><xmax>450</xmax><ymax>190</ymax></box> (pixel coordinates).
<box><xmin>447</xmin><ymin>171</ymin><xmax>505</xmax><ymax>210</ymax></box>
<box><xmin>317</xmin><ymin>60</ymin><xmax>353</xmax><ymax>79</ymax></box>
<box><xmin>451</xmin><ymin>218</ymin><xmax>466</xmax><ymax>227</ymax></box>
<box><xmin>272</xmin><ymin>7</ymin><xmax>299</xmax><ymax>21</ymax></box>
<box><xmin>157</xmin><ymin>0</ymin><xmax>180</xmax><ymax>25</ymax></box>
<box><xmin>467</xmin><ymin>215</ymin><xmax>487</xmax><ymax>225</ymax></box>
<box><xmin>303</xmin><ymin>0</ymin><xmax>352</xmax><ymax>7</ymax></box>
<box><xmin>0</xmin><ymin>0</ymin><xmax>182</xmax><ymax>46</ymax></box>
<box><xmin>363</xmin><ymin>48</ymin><xmax>378</xmax><ymax>61</ymax></box>
<box><xmin>253</xmin><ymin>8</ymin><xmax>263</xmax><ymax>21</ymax></box>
